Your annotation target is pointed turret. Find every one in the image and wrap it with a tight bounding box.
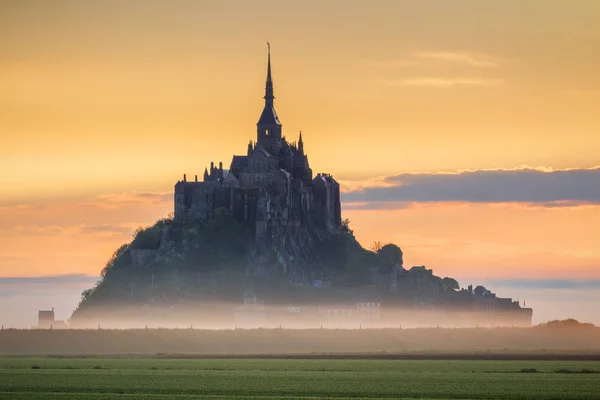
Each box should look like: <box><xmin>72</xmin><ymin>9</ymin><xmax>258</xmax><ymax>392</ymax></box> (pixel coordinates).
<box><xmin>257</xmin><ymin>42</ymin><xmax>282</xmax><ymax>144</ymax></box>
<box><xmin>298</xmin><ymin>131</ymin><xmax>304</xmax><ymax>155</ymax></box>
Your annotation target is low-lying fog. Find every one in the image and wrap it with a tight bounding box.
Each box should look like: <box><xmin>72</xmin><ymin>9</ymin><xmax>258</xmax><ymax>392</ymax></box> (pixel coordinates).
<box><xmin>0</xmin><ymin>275</ymin><xmax>598</xmax><ymax>329</ymax></box>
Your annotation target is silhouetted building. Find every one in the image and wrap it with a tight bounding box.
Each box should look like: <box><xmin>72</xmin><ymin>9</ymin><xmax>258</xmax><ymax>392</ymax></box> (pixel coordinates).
<box><xmin>174</xmin><ymin>45</ymin><xmax>342</xmax><ymax>252</ymax></box>
<box><xmin>38</xmin><ymin>308</ymin><xmax>55</xmax><ymax>328</ymax></box>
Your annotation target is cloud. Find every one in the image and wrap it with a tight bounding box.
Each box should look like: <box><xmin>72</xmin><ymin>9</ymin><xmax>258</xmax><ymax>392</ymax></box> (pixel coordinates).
<box><xmin>78</xmin><ymin>223</ymin><xmax>137</xmax><ymax>236</ymax></box>
<box><xmin>369</xmin><ymin>50</ymin><xmax>503</xmax><ymax>89</ymax></box>
<box><xmin>342</xmin><ymin>167</ymin><xmax>600</xmax><ymax>208</ymax></box>
<box><xmin>367</xmin><ymin>51</ymin><xmax>501</xmax><ymax>70</ymax></box>
<box><xmin>414</xmin><ymin>51</ymin><xmax>501</xmax><ymax>68</ymax></box>
<box><xmin>343</xmin><ymin>201</ymin><xmax>414</xmax><ymax>210</ymax></box>
<box><xmin>488</xmin><ymin>279</ymin><xmax>600</xmax><ymax>290</ymax></box>
<box><xmin>366</xmin><ymin>59</ymin><xmax>427</xmax><ymax>69</ymax></box>
<box><xmin>90</xmin><ymin>191</ymin><xmax>172</xmax><ymax>209</ymax></box>
<box><xmin>0</xmin><ymin>274</ymin><xmax>98</xmax><ymax>286</ymax></box>
<box><xmin>0</xmin><ymin>274</ymin><xmax>99</xmax><ymax>298</ymax></box>
<box><xmin>387</xmin><ymin>78</ymin><xmax>502</xmax><ymax>88</ymax></box>
<box><xmin>0</xmin><ymin>223</ymin><xmax>136</xmax><ymax>239</ymax></box>
<box><xmin>0</xmin><ymin>191</ymin><xmax>171</xmax><ymax>232</ymax></box>
<box><xmin>336</xmin><ymin>176</ymin><xmax>398</xmax><ymax>192</ymax></box>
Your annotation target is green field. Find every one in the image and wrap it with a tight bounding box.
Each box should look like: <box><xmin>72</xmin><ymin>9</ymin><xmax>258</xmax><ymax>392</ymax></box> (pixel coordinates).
<box><xmin>1</xmin><ymin>358</ymin><xmax>599</xmax><ymax>399</ymax></box>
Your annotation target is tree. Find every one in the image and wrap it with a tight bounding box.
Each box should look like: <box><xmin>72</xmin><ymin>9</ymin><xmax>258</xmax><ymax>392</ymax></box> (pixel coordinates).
<box><xmin>378</xmin><ymin>243</ymin><xmax>403</xmax><ymax>268</ymax></box>
<box><xmin>131</xmin><ymin>226</ymin><xmax>162</xmax><ymax>249</ymax></box>
<box><xmin>441</xmin><ymin>277</ymin><xmax>460</xmax><ymax>291</ymax></box>
<box><xmin>341</xmin><ymin>218</ymin><xmax>353</xmax><ymax>234</ymax></box>
<box><xmin>370</xmin><ymin>241</ymin><xmax>383</xmax><ymax>252</ymax></box>
<box><xmin>132</xmin><ymin>226</ymin><xmax>144</xmax><ymax>239</ymax></box>
<box><xmin>100</xmin><ymin>244</ymin><xmax>130</xmax><ymax>277</ymax></box>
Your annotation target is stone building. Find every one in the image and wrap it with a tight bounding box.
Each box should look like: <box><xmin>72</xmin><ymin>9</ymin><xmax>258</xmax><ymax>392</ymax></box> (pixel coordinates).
<box><xmin>174</xmin><ymin>45</ymin><xmax>342</xmax><ymax>252</ymax></box>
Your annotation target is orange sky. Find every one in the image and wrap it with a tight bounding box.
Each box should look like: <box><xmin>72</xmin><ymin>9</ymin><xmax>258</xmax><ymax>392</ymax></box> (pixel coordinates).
<box><xmin>1</xmin><ymin>1</ymin><xmax>600</xmax><ymax>282</ymax></box>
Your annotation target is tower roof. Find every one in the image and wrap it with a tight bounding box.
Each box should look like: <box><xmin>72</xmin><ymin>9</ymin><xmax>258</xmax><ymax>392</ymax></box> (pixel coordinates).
<box><xmin>258</xmin><ymin>42</ymin><xmax>282</xmax><ymax>126</ymax></box>
<box><xmin>258</xmin><ymin>105</ymin><xmax>281</xmax><ymax>125</ymax></box>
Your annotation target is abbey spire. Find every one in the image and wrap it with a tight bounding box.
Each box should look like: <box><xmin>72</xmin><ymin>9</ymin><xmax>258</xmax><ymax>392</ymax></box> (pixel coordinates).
<box><xmin>257</xmin><ymin>42</ymin><xmax>282</xmax><ymax>144</ymax></box>
<box><xmin>264</xmin><ymin>42</ymin><xmax>274</xmax><ymax>105</ymax></box>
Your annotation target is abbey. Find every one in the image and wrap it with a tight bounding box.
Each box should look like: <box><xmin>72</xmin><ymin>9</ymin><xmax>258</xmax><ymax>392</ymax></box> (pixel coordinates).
<box><xmin>174</xmin><ymin>45</ymin><xmax>342</xmax><ymax>252</ymax></box>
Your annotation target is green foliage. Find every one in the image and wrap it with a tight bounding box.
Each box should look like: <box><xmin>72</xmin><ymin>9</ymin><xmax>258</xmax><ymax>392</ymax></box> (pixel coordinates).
<box><xmin>520</xmin><ymin>368</ymin><xmax>538</xmax><ymax>373</ymax></box>
<box><xmin>316</xmin><ymin>232</ymin><xmax>351</xmax><ymax>270</ymax></box>
<box><xmin>339</xmin><ymin>250</ymin><xmax>379</xmax><ymax>286</ymax></box>
<box><xmin>163</xmin><ymin>207</ymin><xmax>253</xmax><ymax>273</ymax></box>
<box><xmin>202</xmin><ymin>207</ymin><xmax>252</xmax><ymax>256</ymax></box>
<box><xmin>130</xmin><ymin>226</ymin><xmax>162</xmax><ymax>250</ymax></box>
<box><xmin>553</xmin><ymin>368</ymin><xmax>600</xmax><ymax>374</ymax></box>
<box><xmin>441</xmin><ymin>277</ymin><xmax>460</xmax><ymax>291</ymax></box>
<box><xmin>341</xmin><ymin>218</ymin><xmax>353</xmax><ymax>235</ymax></box>
<box><xmin>377</xmin><ymin>243</ymin><xmax>403</xmax><ymax>268</ymax></box>
<box><xmin>312</xmin><ymin>231</ymin><xmax>381</xmax><ymax>286</ymax></box>
<box><xmin>100</xmin><ymin>244</ymin><xmax>131</xmax><ymax>278</ymax></box>
<box><xmin>129</xmin><ymin>217</ymin><xmax>173</xmax><ymax>251</ymax></box>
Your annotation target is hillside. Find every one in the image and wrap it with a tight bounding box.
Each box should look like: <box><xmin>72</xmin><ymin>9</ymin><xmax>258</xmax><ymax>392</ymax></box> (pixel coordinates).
<box><xmin>70</xmin><ymin>207</ymin><xmax>530</xmax><ymax>327</ymax></box>
<box><xmin>72</xmin><ymin>208</ymin><xmax>457</xmax><ymax>320</ymax></box>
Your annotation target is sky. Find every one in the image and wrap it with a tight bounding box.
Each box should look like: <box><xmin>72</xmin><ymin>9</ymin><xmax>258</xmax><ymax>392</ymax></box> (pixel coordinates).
<box><xmin>1</xmin><ymin>1</ymin><xmax>600</xmax><ymax>326</ymax></box>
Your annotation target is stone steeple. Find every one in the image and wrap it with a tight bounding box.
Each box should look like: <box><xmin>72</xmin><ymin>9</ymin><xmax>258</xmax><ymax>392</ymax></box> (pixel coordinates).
<box><xmin>257</xmin><ymin>42</ymin><xmax>282</xmax><ymax>145</ymax></box>
<box><xmin>264</xmin><ymin>42</ymin><xmax>274</xmax><ymax>105</ymax></box>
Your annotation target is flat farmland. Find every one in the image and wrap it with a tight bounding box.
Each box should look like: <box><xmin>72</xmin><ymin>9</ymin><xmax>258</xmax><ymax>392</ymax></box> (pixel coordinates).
<box><xmin>1</xmin><ymin>358</ymin><xmax>599</xmax><ymax>399</ymax></box>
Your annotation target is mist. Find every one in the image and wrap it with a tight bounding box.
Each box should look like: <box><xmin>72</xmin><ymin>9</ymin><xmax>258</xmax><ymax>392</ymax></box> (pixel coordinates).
<box><xmin>1</xmin><ymin>275</ymin><xmax>599</xmax><ymax>329</ymax></box>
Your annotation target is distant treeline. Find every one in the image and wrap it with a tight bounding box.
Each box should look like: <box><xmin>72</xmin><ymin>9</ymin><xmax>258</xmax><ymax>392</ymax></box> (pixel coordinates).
<box><xmin>1</xmin><ymin>324</ymin><xmax>599</xmax><ymax>357</ymax></box>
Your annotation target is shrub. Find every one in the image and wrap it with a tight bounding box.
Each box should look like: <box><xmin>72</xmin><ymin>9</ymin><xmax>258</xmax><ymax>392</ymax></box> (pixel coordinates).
<box><xmin>131</xmin><ymin>226</ymin><xmax>162</xmax><ymax>250</ymax></box>
<box><xmin>554</xmin><ymin>368</ymin><xmax>600</xmax><ymax>374</ymax></box>
<box><xmin>520</xmin><ymin>368</ymin><xmax>538</xmax><ymax>373</ymax></box>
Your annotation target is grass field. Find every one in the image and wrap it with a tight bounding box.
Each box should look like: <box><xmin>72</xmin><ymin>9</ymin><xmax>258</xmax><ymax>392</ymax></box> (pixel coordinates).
<box><xmin>2</xmin><ymin>327</ymin><xmax>600</xmax><ymax>355</ymax></box>
<box><xmin>1</xmin><ymin>358</ymin><xmax>599</xmax><ymax>399</ymax></box>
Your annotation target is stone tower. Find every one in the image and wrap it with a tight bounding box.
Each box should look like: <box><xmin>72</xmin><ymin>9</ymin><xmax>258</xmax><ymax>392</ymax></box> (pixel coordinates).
<box><xmin>256</xmin><ymin>42</ymin><xmax>283</xmax><ymax>155</ymax></box>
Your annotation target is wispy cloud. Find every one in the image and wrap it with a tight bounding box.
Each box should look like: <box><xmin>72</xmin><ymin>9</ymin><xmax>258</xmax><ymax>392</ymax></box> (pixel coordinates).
<box><xmin>343</xmin><ymin>167</ymin><xmax>600</xmax><ymax>208</ymax></box>
<box><xmin>368</xmin><ymin>51</ymin><xmax>502</xmax><ymax>70</ymax></box>
<box><xmin>369</xmin><ymin>50</ymin><xmax>503</xmax><ymax>89</ymax></box>
<box><xmin>0</xmin><ymin>274</ymin><xmax>98</xmax><ymax>286</ymax></box>
<box><xmin>366</xmin><ymin>59</ymin><xmax>427</xmax><ymax>69</ymax></box>
<box><xmin>343</xmin><ymin>201</ymin><xmax>414</xmax><ymax>210</ymax></box>
<box><xmin>387</xmin><ymin>78</ymin><xmax>502</xmax><ymax>88</ymax></box>
<box><xmin>336</xmin><ymin>176</ymin><xmax>398</xmax><ymax>192</ymax></box>
<box><xmin>78</xmin><ymin>223</ymin><xmax>138</xmax><ymax>236</ymax></box>
<box><xmin>414</xmin><ymin>51</ymin><xmax>501</xmax><ymax>68</ymax></box>
<box><xmin>488</xmin><ymin>279</ymin><xmax>600</xmax><ymax>290</ymax></box>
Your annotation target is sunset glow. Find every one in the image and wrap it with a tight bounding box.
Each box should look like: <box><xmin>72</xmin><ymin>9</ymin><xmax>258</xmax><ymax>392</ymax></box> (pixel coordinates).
<box><xmin>2</xmin><ymin>0</ymin><xmax>599</xmax><ymax>290</ymax></box>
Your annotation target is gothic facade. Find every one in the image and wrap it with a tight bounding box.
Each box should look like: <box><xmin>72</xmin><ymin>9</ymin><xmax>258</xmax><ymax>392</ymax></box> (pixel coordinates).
<box><xmin>174</xmin><ymin>45</ymin><xmax>342</xmax><ymax>252</ymax></box>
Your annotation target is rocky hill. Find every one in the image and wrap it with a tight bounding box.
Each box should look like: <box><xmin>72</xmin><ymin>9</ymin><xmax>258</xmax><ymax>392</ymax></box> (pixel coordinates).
<box><xmin>70</xmin><ymin>207</ymin><xmax>529</xmax><ymax>326</ymax></box>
